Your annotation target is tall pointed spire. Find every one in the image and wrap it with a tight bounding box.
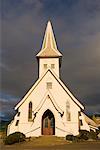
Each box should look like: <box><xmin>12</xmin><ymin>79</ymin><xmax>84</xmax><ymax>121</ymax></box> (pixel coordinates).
<box><xmin>36</xmin><ymin>21</ymin><xmax>62</xmax><ymax>57</ymax></box>
<box><xmin>42</xmin><ymin>21</ymin><xmax>57</xmax><ymax>50</ymax></box>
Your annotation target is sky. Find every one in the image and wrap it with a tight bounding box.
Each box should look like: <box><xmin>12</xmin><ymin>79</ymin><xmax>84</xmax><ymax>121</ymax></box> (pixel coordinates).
<box><xmin>0</xmin><ymin>0</ymin><xmax>100</xmax><ymax>120</ymax></box>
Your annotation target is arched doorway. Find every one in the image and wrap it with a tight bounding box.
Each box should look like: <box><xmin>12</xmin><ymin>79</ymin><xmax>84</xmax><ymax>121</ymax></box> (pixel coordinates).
<box><xmin>42</xmin><ymin>109</ymin><xmax>55</xmax><ymax>135</ymax></box>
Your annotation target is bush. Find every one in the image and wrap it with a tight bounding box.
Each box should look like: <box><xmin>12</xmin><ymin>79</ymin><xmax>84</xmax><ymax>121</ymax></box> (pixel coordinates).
<box><xmin>79</xmin><ymin>130</ymin><xmax>98</xmax><ymax>140</ymax></box>
<box><xmin>79</xmin><ymin>130</ymin><xmax>90</xmax><ymax>140</ymax></box>
<box><xmin>72</xmin><ymin>136</ymin><xmax>79</xmax><ymax>142</ymax></box>
<box><xmin>66</xmin><ymin>135</ymin><xmax>74</xmax><ymax>141</ymax></box>
<box><xmin>89</xmin><ymin>130</ymin><xmax>98</xmax><ymax>140</ymax></box>
<box><xmin>66</xmin><ymin>135</ymin><xmax>79</xmax><ymax>142</ymax></box>
<box><xmin>66</xmin><ymin>130</ymin><xmax>98</xmax><ymax>142</ymax></box>
<box><xmin>4</xmin><ymin>132</ymin><xmax>26</xmax><ymax>145</ymax></box>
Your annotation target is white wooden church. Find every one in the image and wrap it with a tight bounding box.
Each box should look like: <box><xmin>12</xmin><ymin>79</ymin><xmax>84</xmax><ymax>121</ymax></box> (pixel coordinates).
<box><xmin>7</xmin><ymin>21</ymin><xmax>97</xmax><ymax>137</ymax></box>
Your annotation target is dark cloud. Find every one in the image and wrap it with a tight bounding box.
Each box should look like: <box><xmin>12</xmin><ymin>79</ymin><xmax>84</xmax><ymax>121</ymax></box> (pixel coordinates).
<box><xmin>0</xmin><ymin>0</ymin><xmax>100</xmax><ymax>119</ymax></box>
<box><xmin>0</xmin><ymin>93</ymin><xmax>18</xmax><ymax>119</ymax></box>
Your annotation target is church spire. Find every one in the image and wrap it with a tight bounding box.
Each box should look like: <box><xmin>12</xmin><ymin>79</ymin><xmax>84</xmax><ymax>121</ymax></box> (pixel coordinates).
<box><xmin>42</xmin><ymin>21</ymin><xmax>57</xmax><ymax>50</ymax></box>
<box><xmin>36</xmin><ymin>21</ymin><xmax>62</xmax><ymax>57</ymax></box>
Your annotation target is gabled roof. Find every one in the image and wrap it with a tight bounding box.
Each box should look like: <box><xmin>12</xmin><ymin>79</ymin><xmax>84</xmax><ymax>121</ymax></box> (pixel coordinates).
<box><xmin>36</xmin><ymin>21</ymin><xmax>62</xmax><ymax>58</ymax></box>
<box><xmin>15</xmin><ymin>68</ymin><xmax>84</xmax><ymax>110</ymax></box>
<box><xmin>83</xmin><ymin>113</ymin><xmax>98</xmax><ymax>128</ymax></box>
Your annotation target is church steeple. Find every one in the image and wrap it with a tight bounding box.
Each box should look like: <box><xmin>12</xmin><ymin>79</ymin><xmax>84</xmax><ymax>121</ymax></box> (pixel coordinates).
<box><xmin>42</xmin><ymin>21</ymin><xmax>57</xmax><ymax>50</ymax></box>
<box><xmin>37</xmin><ymin>21</ymin><xmax>62</xmax><ymax>78</ymax></box>
<box><xmin>36</xmin><ymin>21</ymin><xmax>62</xmax><ymax>58</ymax></box>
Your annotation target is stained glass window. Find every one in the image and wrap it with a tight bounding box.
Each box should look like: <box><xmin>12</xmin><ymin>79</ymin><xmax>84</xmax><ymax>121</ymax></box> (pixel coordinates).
<box><xmin>44</xmin><ymin>117</ymin><xmax>48</xmax><ymax>128</ymax></box>
<box><xmin>50</xmin><ymin>118</ymin><xmax>54</xmax><ymax>128</ymax></box>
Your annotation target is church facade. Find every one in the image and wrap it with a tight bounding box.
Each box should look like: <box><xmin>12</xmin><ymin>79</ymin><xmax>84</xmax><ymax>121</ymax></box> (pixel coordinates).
<box><xmin>7</xmin><ymin>21</ymin><xmax>97</xmax><ymax>137</ymax></box>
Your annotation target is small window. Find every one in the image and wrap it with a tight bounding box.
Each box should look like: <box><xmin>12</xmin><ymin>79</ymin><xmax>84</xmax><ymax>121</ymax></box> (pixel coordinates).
<box><xmin>47</xmin><ymin>82</ymin><xmax>52</xmax><ymax>89</ymax></box>
<box><xmin>15</xmin><ymin>120</ymin><xmax>19</xmax><ymax>126</ymax></box>
<box><xmin>79</xmin><ymin>119</ymin><xmax>83</xmax><ymax>126</ymax></box>
<box><xmin>67</xmin><ymin>111</ymin><xmax>71</xmax><ymax>121</ymax></box>
<box><xmin>44</xmin><ymin>64</ymin><xmax>47</xmax><ymax>69</ymax></box>
<box><xmin>66</xmin><ymin>101</ymin><xmax>70</xmax><ymax>109</ymax></box>
<box><xmin>17</xmin><ymin>112</ymin><xmax>20</xmax><ymax>117</ymax></box>
<box><xmin>51</xmin><ymin>64</ymin><xmax>55</xmax><ymax>69</ymax></box>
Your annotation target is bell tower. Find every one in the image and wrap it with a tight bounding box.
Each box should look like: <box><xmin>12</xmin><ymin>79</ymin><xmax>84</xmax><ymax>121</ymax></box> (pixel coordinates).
<box><xmin>36</xmin><ymin>21</ymin><xmax>62</xmax><ymax>78</ymax></box>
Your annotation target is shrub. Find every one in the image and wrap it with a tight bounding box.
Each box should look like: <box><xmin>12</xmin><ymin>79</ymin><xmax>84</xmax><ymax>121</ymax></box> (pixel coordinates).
<box><xmin>66</xmin><ymin>135</ymin><xmax>79</xmax><ymax>142</ymax></box>
<box><xmin>79</xmin><ymin>130</ymin><xmax>98</xmax><ymax>140</ymax></box>
<box><xmin>72</xmin><ymin>136</ymin><xmax>79</xmax><ymax>142</ymax></box>
<box><xmin>79</xmin><ymin>130</ymin><xmax>90</xmax><ymax>140</ymax></box>
<box><xmin>66</xmin><ymin>130</ymin><xmax>98</xmax><ymax>142</ymax></box>
<box><xmin>66</xmin><ymin>135</ymin><xmax>74</xmax><ymax>141</ymax></box>
<box><xmin>4</xmin><ymin>132</ymin><xmax>26</xmax><ymax>145</ymax></box>
<box><xmin>89</xmin><ymin>130</ymin><xmax>98</xmax><ymax>140</ymax></box>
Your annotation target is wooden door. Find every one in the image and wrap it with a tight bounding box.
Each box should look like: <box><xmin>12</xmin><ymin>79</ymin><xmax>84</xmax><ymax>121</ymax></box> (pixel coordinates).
<box><xmin>42</xmin><ymin>110</ymin><xmax>55</xmax><ymax>135</ymax></box>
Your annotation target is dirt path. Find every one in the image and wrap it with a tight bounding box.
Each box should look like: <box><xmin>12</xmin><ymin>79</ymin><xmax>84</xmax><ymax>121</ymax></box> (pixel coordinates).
<box><xmin>1</xmin><ymin>137</ymin><xmax>100</xmax><ymax>150</ymax></box>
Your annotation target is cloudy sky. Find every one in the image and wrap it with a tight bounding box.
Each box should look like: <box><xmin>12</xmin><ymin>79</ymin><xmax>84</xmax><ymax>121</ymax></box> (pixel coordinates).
<box><xmin>0</xmin><ymin>0</ymin><xmax>100</xmax><ymax>120</ymax></box>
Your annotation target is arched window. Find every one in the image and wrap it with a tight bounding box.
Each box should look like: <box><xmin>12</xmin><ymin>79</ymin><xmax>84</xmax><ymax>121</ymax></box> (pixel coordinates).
<box><xmin>66</xmin><ymin>101</ymin><xmax>71</xmax><ymax>121</ymax></box>
<box><xmin>66</xmin><ymin>101</ymin><xmax>70</xmax><ymax>110</ymax></box>
<box><xmin>28</xmin><ymin>102</ymin><xmax>32</xmax><ymax>121</ymax></box>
